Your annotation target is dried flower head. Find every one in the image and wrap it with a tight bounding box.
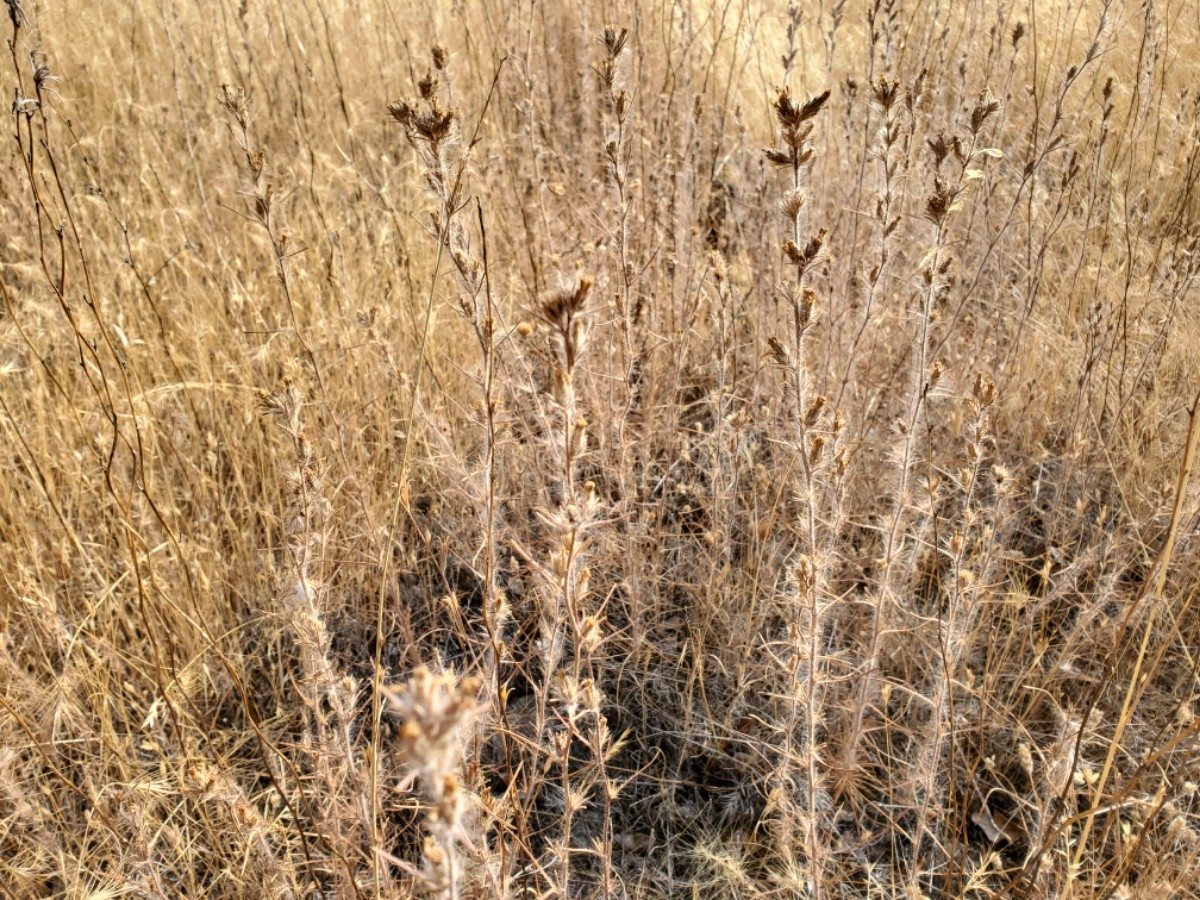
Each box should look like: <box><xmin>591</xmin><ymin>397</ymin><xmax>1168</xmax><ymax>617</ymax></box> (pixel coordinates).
<box><xmin>924</xmin><ymin>175</ymin><xmax>960</xmax><ymax>226</ymax></box>
<box><xmin>783</xmin><ymin>228</ymin><xmax>828</xmax><ymax>276</ymax></box>
<box><xmin>386</xmin><ymin>667</ymin><xmax>482</xmax><ymax>822</ymax></box>
<box><xmin>389</xmin><ymin>96</ymin><xmax>459</xmax><ymax>148</ymax></box>
<box><xmin>780</xmin><ymin>189</ymin><xmax>807</xmax><ymax>221</ymax></box>
<box><xmin>538</xmin><ymin>276</ymin><xmax>593</xmax><ymax>372</ymax></box>
<box><xmin>804</xmin><ymin>394</ymin><xmax>827</xmax><ymax>428</ymax></box>
<box><xmin>30</xmin><ymin>54</ymin><xmax>59</xmax><ymax>100</ymax></box>
<box><xmin>217</xmin><ymin>83</ymin><xmax>249</xmax><ymax>131</ymax></box>
<box><xmin>5</xmin><ymin>0</ymin><xmax>26</xmax><ymax>29</ymax></box>
<box><xmin>418</xmin><ymin>69</ymin><xmax>439</xmax><ymax>102</ymax></box>
<box><xmin>970</xmin><ymin>91</ymin><xmax>1001</xmax><ymax>135</ymax></box>
<box><xmin>927</xmin><ymin>131</ymin><xmax>964</xmax><ymax>169</ymax></box>
<box><xmin>600</xmin><ymin>25</ymin><xmax>629</xmax><ymax>60</ymax></box>
<box><xmin>871</xmin><ymin>76</ymin><xmax>901</xmax><ymax>110</ymax></box>
<box><xmin>764</xmin><ymin>88</ymin><xmax>828</xmax><ymax>171</ymax></box>
<box><xmin>971</xmin><ymin>372</ymin><xmax>997</xmax><ymax>407</ymax></box>
<box><xmin>773</xmin><ymin>87</ymin><xmax>830</xmax><ymax>131</ymax></box>
<box><xmin>767</xmin><ymin>336</ymin><xmax>793</xmax><ymax>368</ymax></box>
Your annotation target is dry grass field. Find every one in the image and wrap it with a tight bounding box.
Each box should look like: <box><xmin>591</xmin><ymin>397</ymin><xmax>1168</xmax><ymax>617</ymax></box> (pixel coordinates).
<box><xmin>2</xmin><ymin>0</ymin><xmax>1200</xmax><ymax>896</ymax></box>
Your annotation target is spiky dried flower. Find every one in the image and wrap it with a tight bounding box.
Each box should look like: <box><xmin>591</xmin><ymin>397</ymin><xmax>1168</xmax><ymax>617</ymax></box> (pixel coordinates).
<box><xmin>257</xmin><ymin>377</ymin><xmax>303</xmax><ymax>434</ymax></box>
<box><xmin>5</xmin><ymin>0</ymin><xmax>25</xmax><ymax>29</ymax></box>
<box><xmin>540</xmin><ymin>276</ymin><xmax>593</xmax><ymax>334</ymax></box>
<box><xmin>774</xmin><ymin>87</ymin><xmax>830</xmax><ymax>130</ymax></box>
<box><xmin>389</xmin><ymin>96</ymin><xmax>458</xmax><ymax>146</ymax></box>
<box><xmin>765</xmin><ymin>146</ymin><xmax>812</xmax><ymax>168</ymax></box>
<box><xmin>927</xmin><ymin>131</ymin><xmax>963</xmax><ymax>169</ymax></box>
<box><xmin>809</xmin><ymin>433</ymin><xmax>826</xmax><ymax>463</ymax></box>
<box><xmin>765</xmin><ymin>88</ymin><xmax>828</xmax><ymax>172</ymax></box>
<box><xmin>795</xmin><ymin>287</ymin><xmax>816</xmax><ymax>329</ymax></box>
<box><xmin>929</xmin><ymin>358</ymin><xmax>945</xmax><ymax>387</ymax></box>
<box><xmin>418</xmin><ymin>69</ymin><xmax>439</xmax><ymax>102</ymax></box>
<box><xmin>386</xmin><ymin>668</ymin><xmax>482</xmax><ymax>844</ymax></box>
<box><xmin>804</xmin><ymin>395</ymin><xmax>827</xmax><ymax>428</ymax></box>
<box><xmin>924</xmin><ymin>176</ymin><xmax>960</xmax><ymax>226</ymax></box>
<box><xmin>783</xmin><ymin>228</ymin><xmax>828</xmax><ymax>276</ymax></box>
<box><xmin>871</xmin><ymin>76</ymin><xmax>900</xmax><ymax>110</ymax></box>
<box><xmin>780</xmin><ymin>189</ymin><xmax>807</xmax><ymax>221</ymax></box>
<box><xmin>767</xmin><ymin>336</ymin><xmax>793</xmax><ymax>368</ymax></box>
<box><xmin>794</xmin><ymin>554</ymin><xmax>815</xmax><ymax>593</ymax></box>
<box><xmin>539</xmin><ymin>276</ymin><xmax>594</xmax><ymax>372</ymax></box>
<box><xmin>971</xmin><ymin>372</ymin><xmax>997</xmax><ymax>407</ymax></box>
<box><xmin>600</xmin><ymin>25</ymin><xmax>629</xmax><ymax>60</ymax></box>
<box><xmin>594</xmin><ymin>27</ymin><xmax>629</xmax><ymax>98</ymax></box>
<box><xmin>612</xmin><ymin>89</ymin><xmax>630</xmax><ymax>122</ymax></box>
<box><xmin>969</xmin><ymin>91</ymin><xmax>1001</xmax><ymax>134</ymax></box>
<box><xmin>217</xmin><ymin>83</ymin><xmax>249</xmax><ymax>131</ymax></box>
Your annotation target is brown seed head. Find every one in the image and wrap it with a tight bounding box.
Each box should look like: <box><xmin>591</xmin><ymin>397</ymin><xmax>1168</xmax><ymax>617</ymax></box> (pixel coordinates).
<box><xmin>418</xmin><ymin>69</ymin><xmax>439</xmax><ymax>102</ymax></box>
<box><xmin>871</xmin><ymin>76</ymin><xmax>900</xmax><ymax>110</ymax></box>
<box><xmin>773</xmin><ymin>87</ymin><xmax>830</xmax><ymax>131</ymax></box>
<box><xmin>600</xmin><ymin>26</ymin><xmax>629</xmax><ymax>60</ymax></box>
<box><xmin>970</xmin><ymin>91</ymin><xmax>1001</xmax><ymax>134</ymax></box>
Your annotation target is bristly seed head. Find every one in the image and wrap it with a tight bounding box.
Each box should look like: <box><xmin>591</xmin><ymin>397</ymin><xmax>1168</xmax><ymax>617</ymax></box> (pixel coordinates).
<box><xmin>765</xmin><ymin>88</ymin><xmax>828</xmax><ymax>171</ymax></box>
<box><xmin>970</xmin><ymin>91</ymin><xmax>1001</xmax><ymax>134</ymax></box>
<box><xmin>773</xmin><ymin>87</ymin><xmax>830</xmax><ymax>131</ymax></box>
<box><xmin>5</xmin><ymin>0</ymin><xmax>26</xmax><ymax>29</ymax></box>
<box><xmin>871</xmin><ymin>76</ymin><xmax>900</xmax><ymax>110</ymax></box>
<box><xmin>600</xmin><ymin>25</ymin><xmax>629</xmax><ymax>60</ymax></box>
<box><xmin>539</xmin><ymin>276</ymin><xmax>593</xmax><ymax>333</ymax></box>
<box><xmin>539</xmin><ymin>276</ymin><xmax>594</xmax><ymax>372</ymax></box>
<box><xmin>781</xmin><ymin>189</ymin><xmax>807</xmax><ymax>220</ymax></box>
<box><xmin>972</xmin><ymin>372</ymin><xmax>997</xmax><ymax>407</ymax></box>
<box><xmin>767</xmin><ymin>336</ymin><xmax>793</xmax><ymax>368</ymax></box>
<box><xmin>804</xmin><ymin>395</ymin><xmax>827</xmax><ymax>428</ymax></box>
<box><xmin>31</xmin><ymin>54</ymin><xmax>58</xmax><ymax>98</ymax></box>
<box><xmin>924</xmin><ymin>175</ymin><xmax>960</xmax><ymax>226</ymax></box>
<box><xmin>418</xmin><ymin>69</ymin><xmax>439</xmax><ymax>102</ymax></box>
<box><xmin>929</xmin><ymin>358</ymin><xmax>945</xmax><ymax>387</ymax></box>
<box><xmin>783</xmin><ymin>228</ymin><xmax>828</xmax><ymax>276</ymax></box>
<box><xmin>388</xmin><ymin>96</ymin><xmax>459</xmax><ymax>147</ymax></box>
<box><xmin>927</xmin><ymin>131</ymin><xmax>964</xmax><ymax>169</ymax></box>
<box><xmin>218</xmin><ymin>83</ymin><xmax>249</xmax><ymax>131</ymax></box>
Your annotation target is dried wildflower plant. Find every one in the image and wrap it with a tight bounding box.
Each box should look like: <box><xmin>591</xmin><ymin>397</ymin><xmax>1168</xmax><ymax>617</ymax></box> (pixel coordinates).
<box><xmin>525</xmin><ymin>274</ymin><xmax>621</xmax><ymax>896</ymax></box>
<box><xmin>259</xmin><ymin>379</ymin><xmax>374</xmax><ymax>894</ymax></box>
<box><xmin>385</xmin><ymin>668</ymin><xmax>486</xmax><ymax>899</ymax></box>
<box><xmin>762</xmin><ymin>86</ymin><xmax>847</xmax><ymax>896</ymax></box>
<box><xmin>388</xmin><ymin>86</ymin><xmax>463</xmax><ymax>222</ymax></box>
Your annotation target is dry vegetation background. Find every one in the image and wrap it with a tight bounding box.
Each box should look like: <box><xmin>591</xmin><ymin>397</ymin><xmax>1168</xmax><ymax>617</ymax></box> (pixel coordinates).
<box><xmin>2</xmin><ymin>0</ymin><xmax>1200</xmax><ymax>896</ymax></box>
